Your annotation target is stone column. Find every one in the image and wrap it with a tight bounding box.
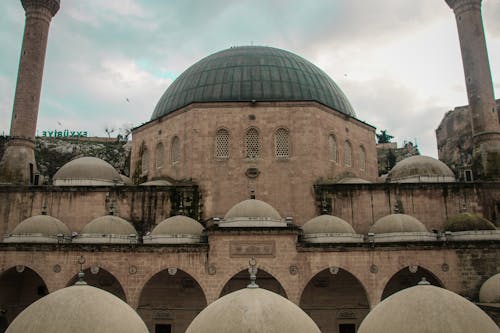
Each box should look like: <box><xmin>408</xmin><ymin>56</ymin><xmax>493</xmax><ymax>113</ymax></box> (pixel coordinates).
<box><xmin>446</xmin><ymin>0</ymin><xmax>500</xmax><ymax>179</ymax></box>
<box><xmin>0</xmin><ymin>0</ymin><xmax>60</xmax><ymax>184</ymax></box>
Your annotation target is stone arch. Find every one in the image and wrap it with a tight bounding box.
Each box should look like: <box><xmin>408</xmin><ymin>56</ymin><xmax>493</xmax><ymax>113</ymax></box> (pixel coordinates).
<box><xmin>137</xmin><ymin>268</ymin><xmax>207</xmax><ymax>333</ymax></box>
<box><xmin>381</xmin><ymin>265</ymin><xmax>444</xmax><ymax>300</ymax></box>
<box><xmin>218</xmin><ymin>266</ymin><xmax>287</xmax><ymax>299</ymax></box>
<box><xmin>0</xmin><ymin>266</ymin><xmax>49</xmax><ymax>325</ymax></box>
<box><xmin>155</xmin><ymin>142</ymin><xmax>165</xmax><ymax>169</ymax></box>
<box><xmin>299</xmin><ymin>267</ymin><xmax>370</xmax><ymax>333</ymax></box>
<box><xmin>171</xmin><ymin>135</ymin><xmax>180</xmax><ymax>164</ymax></box>
<box><xmin>66</xmin><ymin>267</ymin><xmax>127</xmax><ymax>302</ymax></box>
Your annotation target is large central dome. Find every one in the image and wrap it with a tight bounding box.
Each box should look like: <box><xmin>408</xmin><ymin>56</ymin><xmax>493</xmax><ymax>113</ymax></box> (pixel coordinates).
<box><xmin>151</xmin><ymin>46</ymin><xmax>355</xmax><ymax>120</ymax></box>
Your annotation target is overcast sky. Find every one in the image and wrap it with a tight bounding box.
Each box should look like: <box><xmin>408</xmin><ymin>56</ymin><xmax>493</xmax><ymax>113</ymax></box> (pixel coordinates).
<box><xmin>0</xmin><ymin>0</ymin><xmax>499</xmax><ymax>157</ymax></box>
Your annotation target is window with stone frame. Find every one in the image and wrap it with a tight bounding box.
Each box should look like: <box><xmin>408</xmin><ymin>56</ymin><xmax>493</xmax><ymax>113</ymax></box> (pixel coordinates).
<box><xmin>245</xmin><ymin>128</ymin><xmax>260</xmax><ymax>159</ymax></box>
<box><xmin>141</xmin><ymin>148</ymin><xmax>149</xmax><ymax>175</ymax></box>
<box><xmin>215</xmin><ymin>128</ymin><xmax>230</xmax><ymax>159</ymax></box>
<box><xmin>274</xmin><ymin>127</ymin><xmax>290</xmax><ymax>159</ymax></box>
<box><xmin>171</xmin><ymin>136</ymin><xmax>180</xmax><ymax>164</ymax></box>
<box><xmin>359</xmin><ymin>145</ymin><xmax>366</xmax><ymax>171</ymax></box>
<box><xmin>328</xmin><ymin>134</ymin><xmax>338</xmax><ymax>162</ymax></box>
<box><xmin>155</xmin><ymin>143</ymin><xmax>164</xmax><ymax>169</ymax></box>
<box><xmin>344</xmin><ymin>141</ymin><xmax>352</xmax><ymax>167</ymax></box>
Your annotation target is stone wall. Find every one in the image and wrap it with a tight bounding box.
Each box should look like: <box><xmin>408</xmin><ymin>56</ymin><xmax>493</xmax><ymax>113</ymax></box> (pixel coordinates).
<box><xmin>132</xmin><ymin>101</ymin><xmax>378</xmax><ymax>223</ymax></box>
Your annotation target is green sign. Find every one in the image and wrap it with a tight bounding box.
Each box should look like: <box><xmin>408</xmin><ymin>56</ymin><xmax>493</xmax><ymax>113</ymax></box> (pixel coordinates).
<box><xmin>42</xmin><ymin>130</ymin><xmax>88</xmax><ymax>138</ymax></box>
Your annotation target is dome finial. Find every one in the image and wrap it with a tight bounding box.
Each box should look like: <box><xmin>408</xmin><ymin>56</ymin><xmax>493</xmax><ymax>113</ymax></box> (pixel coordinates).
<box><xmin>418</xmin><ymin>277</ymin><xmax>431</xmax><ymax>286</ymax></box>
<box><xmin>41</xmin><ymin>200</ymin><xmax>48</xmax><ymax>215</ymax></box>
<box><xmin>250</xmin><ymin>189</ymin><xmax>256</xmax><ymax>199</ymax></box>
<box><xmin>75</xmin><ymin>255</ymin><xmax>87</xmax><ymax>286</ymax></box>
<box><xmin>247</xmin><ymin>257</ymin><xmax>259</xmax><ymax>288</ymax></box>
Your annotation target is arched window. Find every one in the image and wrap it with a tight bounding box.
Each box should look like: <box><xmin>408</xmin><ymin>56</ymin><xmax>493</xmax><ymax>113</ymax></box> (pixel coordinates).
<box><xmin>141</xmin><ymin>147</ymin><xmax>149</xmax><ymax>175</ymax></box>
<box><xmin>155</xmin><ymin>143</ymin><xmax>164</xmax><ymax>169</ymax></box>
<box><xmin>245</xmin><ymin>128</ymin><xmax>260</xmax><ymax>159</ymax></box>
<box><xmin>171</xmin><ymin>136</ymin><xmax>180</xmax><ymax>164</ymax></box>
<box><xmin>359</xmin><ymin>145</ymin><xmax>366</xmax><ymax>171</ymax></box>
<box><xmin>328</xmin><ymin>134</ymin><xmax>338</xmax><ymax>162</ymax></box>
<box><xmin>274</xmin><ymin>128</ymin><xmax>290</xmax><ymax>159</ymax></box>
<box><xmin>344</xmin><ymin>141</ymin><xmax>352</xmax><ymax>167</ymax></box>
<box><xmin>215</xmin><ymin>128</ymin><xmax>230</xmax><ymax>159</ymax></box>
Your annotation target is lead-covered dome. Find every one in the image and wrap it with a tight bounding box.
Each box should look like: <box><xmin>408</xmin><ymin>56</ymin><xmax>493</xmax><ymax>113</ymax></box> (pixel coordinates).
<box><xmin>358</xmin><ymin>284</ymin><xmax>498</xmax><ymax>333</ymax></box>
<box><xmin>151</xmin><ymin>46</ymin><xmax>355</xmax><ymax>120</ymax></box>
<box><xmin>4</xmin><ymin>214</ymin><xmax>71</xmax><ymax>243</ymax></box>
<box><xmin>370</xmin><ymin>214</ymin><xmax>427</xmax><ymax>233</ymax></box>
<box><xmin>302</xmin><ymin>215</ymin><xmax>361</xmax><ymax>243</ymax></box>
<box><xmin>6</xmin><ymin>285</ymin><xmax>149</xmax><ymax>333</ymax></box>
<box><xmin>186</xmin><ymin>287</ymin><xmax>321</xmax><ymax>333</ymax></box>
<box><xmin>74</xmin><ymin>215</ymin><xmax>138</xmax><ymax>244</ymax></box>
<box><xmin>479</xmin><ymin>273</ymin><xmax>500</xmax><ymax>303</ymax></box>
<box><xmin>143</xmin><ymin>215</ymin><xmax>204</xmax><ymax>244</ymax></box>
<box><xmin>53</xmin><ymin>157</ymin><xmax>123</xmax><ymax>186</ymax></box>
<box><xmin>221</xmin><ymin>199</ymin><xmax>286</xmax><ymax>227</ymax></box>
<box><xmin>387</xmin><ymin>155</ymin><xmax>455</xmax><ymax>183</ymax></box>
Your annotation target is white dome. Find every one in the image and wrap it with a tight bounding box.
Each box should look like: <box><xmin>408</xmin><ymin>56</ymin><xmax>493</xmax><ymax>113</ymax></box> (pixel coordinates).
<box><xmin>4</xmin><ymin>215</ymin><xmax>71</xmax><ymax>243</ymax></box>
<box><xmin>358</xmin><ymin>284</ymin><xmax>498</xmax><ymax>333</ymax></box>
<box><xmin>74</xmin><ymin>215</ymin><xmax>138</xmax><ymax>244</ymax></box>
<box><xmin>221</xmin><ymin>199</ymin><xmax>286</xmax><ymax>227</ymax></box>
<box><xmin>144</xmin><ymin>215</ymin><xmax>204</xmax><ymax>244</ymax></box>
<box><xmin>53</xmin><ymin>157</ymin><xmax>123</xmax><ymax>186</ymax></box>
<box><xmin>388</xmin><ymin>155</ymin><xmax>455</xmax><ymax>183</ymax></box>
<box><xmin>479</xmin><ymin>273</ymin><xmax>500</xmax><ymax>303</ymax></box>
<box><xmin>6</xmin><ymin>285</ymin><xmax>149</xmax><ymax>333</ymax></box>
<box><xmin>302</xmin><ymin>215</ymin><xmax>362</xmax><ymax>243</ymax></box>
<box><xmin>370</xmin><ymin>214</ymin><xmax>427</xmax><ymax>233</ymax></box>
<box><xmin>186</xmin><ymin>287</ymin><xmax>320</xmax><ymax>333</ymax></box>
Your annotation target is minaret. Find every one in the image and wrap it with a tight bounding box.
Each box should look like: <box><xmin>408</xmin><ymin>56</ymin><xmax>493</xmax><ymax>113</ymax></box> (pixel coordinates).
<box><xmin>0</xmin><ymin>0</ymin><xmax>60</xmax><ymax>184</ymax></box>
<box><xmin>445</xmin><ymin>0</ymin><xmax>500</xmax><ymax>180</ymax></box>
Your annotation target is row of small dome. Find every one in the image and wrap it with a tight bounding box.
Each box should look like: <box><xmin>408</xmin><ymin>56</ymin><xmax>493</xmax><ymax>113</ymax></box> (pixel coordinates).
<box><xmin>6</xmin><ymin>269</ymin><xmax>500</xmax><ymax>333</ymax></box>
<box><xmin>51</xmin><ymin>155</ymin><xmax>456</xmax><ymax>186</ymax></box>
<box><xmin>5</xmin><ymin>199</ymin><xmax>497</xmax><ymax>244</ymax></box>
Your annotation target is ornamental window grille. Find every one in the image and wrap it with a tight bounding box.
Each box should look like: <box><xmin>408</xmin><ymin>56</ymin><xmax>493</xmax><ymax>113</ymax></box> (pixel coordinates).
<box><xmin>359</xmin><ymin>146</ymin><xmax>366</xmax><ymax>171</ymax></box>
<box><xmin>171</xmin><ymin>136</ymin><xmax>180</xmax><ymax>163</ymax></box>
<box><xmin>344</xmin><ymin>141</ymin><xmax>352</xmax><ymax>167</ymax></box>
<box><xmin>328</xmin><ymin>134</ymin><xmax>338</xmax><ymax>162</ymax></box>
<box><xmin>141</xmin><ymin>148</ymin><xmax>149</xmax><ymax>175</ymax></box>
<box><xmin>245</xmin><ymin>128</ymin><xmax>260</xmax><ymax>159</ymax></box>
<box><xmin>215</xmin><ymin>128</ymin><xmax>230</xmax><ymax>159</ymax></box>
<box><xmin>155</xmin><ymin>143</ymin><xmax>164</xmax><ymax>169</ymax></box>
<box><xmin>274</xmin><ymin>128</ymin><xmax>290</xmax><ymax>158</ymax></box>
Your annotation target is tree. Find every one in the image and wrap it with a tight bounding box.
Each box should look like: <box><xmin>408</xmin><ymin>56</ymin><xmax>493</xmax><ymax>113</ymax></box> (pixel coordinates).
<box><xmin>376</xmin><ymin>130</ymin><xmax>394</xmax><ymax>144</ymax></box>
<box><xmin>104</xmin><ymin>126</ymin><xmax>115</xmax><ymax>138</ymax></box>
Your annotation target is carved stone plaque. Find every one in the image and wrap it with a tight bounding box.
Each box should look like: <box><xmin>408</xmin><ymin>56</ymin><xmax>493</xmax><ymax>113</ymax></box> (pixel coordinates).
<box><xmin>229</xmin><ymin>241</ymin><xmax>276</xmax><ymax>258</ymax></box>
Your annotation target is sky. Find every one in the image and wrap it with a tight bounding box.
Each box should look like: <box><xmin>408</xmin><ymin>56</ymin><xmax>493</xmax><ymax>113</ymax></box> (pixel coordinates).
<box><xmin>0</xmin><ymin>0</ymin><xmax>499</xmax><ymax>157</ymax></box>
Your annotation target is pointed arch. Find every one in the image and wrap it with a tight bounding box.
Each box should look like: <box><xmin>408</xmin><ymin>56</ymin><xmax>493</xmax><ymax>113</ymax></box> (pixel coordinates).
<box><xmin>344</xmin><ymin>141</ymin><xmax>352</xmax><ymax>167</ymax></box>
<box><xmin>300</xmin><ymin>267</ymin><xmax>370</xmax><ymax>332</ymax></box>
<box><xmin>138</xmin><ymin>268</ymin><xmax>207</xmax><ymax>332</ymax></box>
<box><xmin>245</xmin><ymin>127</ymin><xmax>260</xmax><ymax>159</ymax></box>
<box><xmin>215</xmin><ymin>128</ymin><xmax>230</xmax><ymax>159</ymax></box>
<box><xmin>66</xmin><ymin>267</ymin><xmax>127</xmax><ymax>302</ymax></box>
<box><xmin>219</xmin><ymin>268</ymin><xmax>287</xmax><ymax>298</ymax></box>
<box><xmin>382</xmin><ymin>266</ymin><xmax>444</xmax><ymax>300</ymax></box>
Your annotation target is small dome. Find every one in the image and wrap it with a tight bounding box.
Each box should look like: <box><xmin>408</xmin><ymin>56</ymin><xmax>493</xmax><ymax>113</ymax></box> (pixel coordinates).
<box><xmin>53</xmin><ymin>157</ymin><xmax>123</xmax><ymax>186</ymax></box>
<box><xmin>221</xmin><ymin>199</ymin><xmax>285</xmax><ymax>227</ymax></box>
<box><xmin>336</xmin><ymin>177</ymin><xmax>371</xmax><ymax>184</ymax></box>
<box><xmin>302</xmin><ymin>215</ymin><xmax>361</xmax><ymax>243</ymax></box>
<box><xmin>302</xmin><ymin>215</ymin><xmax>355</xmax><ymax>234</ymax></box>
<box><xmin>358</xmin><ymin>284</ymin><xmax>498</xmax><ymax>333</ymax></box>
<box><xmin>74</xmin><ymin>215</ymin><xmax>138</xmax><ymax>244</ymax></box>
<box><xmin>120</xmin><ymin>174</ymin><xmax>133</xmax><ymax>185</ymax></box>
<box><xmin>388</xmin><ymin>155</ymin><xmax>455</xmax><ymax>183</ymax></box>
<box><xmin>445</xmin><ymin>213</ymin><xmax>496</xmax><ymax>232</ymax></box>
<box><xmin>370</xmin><ymin>214</ymin><xmax>427</xmax><ymax>233</ymax></box>
<box><xmin>186</xmin><ymin>287</ymin><xmax>320</xmax><ymax>333</ymax></box>
<box><xmin>140</xmin><ymin>179</ymin><xmax>172</xmax><ymax>186</ymax></box>
<box><xmin>479</xmin><ymin>273</ymin><xmax>500</xmax><ymax>303</ymax></box>
<box><xmin>144</xmin><ymin>215</ymin><xmax>204</xmax><ymax>244</ymax></box>
<box><xmin>4</xmin><ymin>215</ymin><xmax>71</xmax><ymax>243</ymax></box>
<box><xmin>6</xmin><ymin>285</ymin><xmax>149</xmax><ymax>333</ymax></box>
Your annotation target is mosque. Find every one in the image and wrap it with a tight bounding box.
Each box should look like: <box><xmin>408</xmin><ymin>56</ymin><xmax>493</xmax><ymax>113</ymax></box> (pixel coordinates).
<box><xmin>0</xmin><ymin>0</ymin><xmax>499</xmax><ymax>332</ymax></box>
